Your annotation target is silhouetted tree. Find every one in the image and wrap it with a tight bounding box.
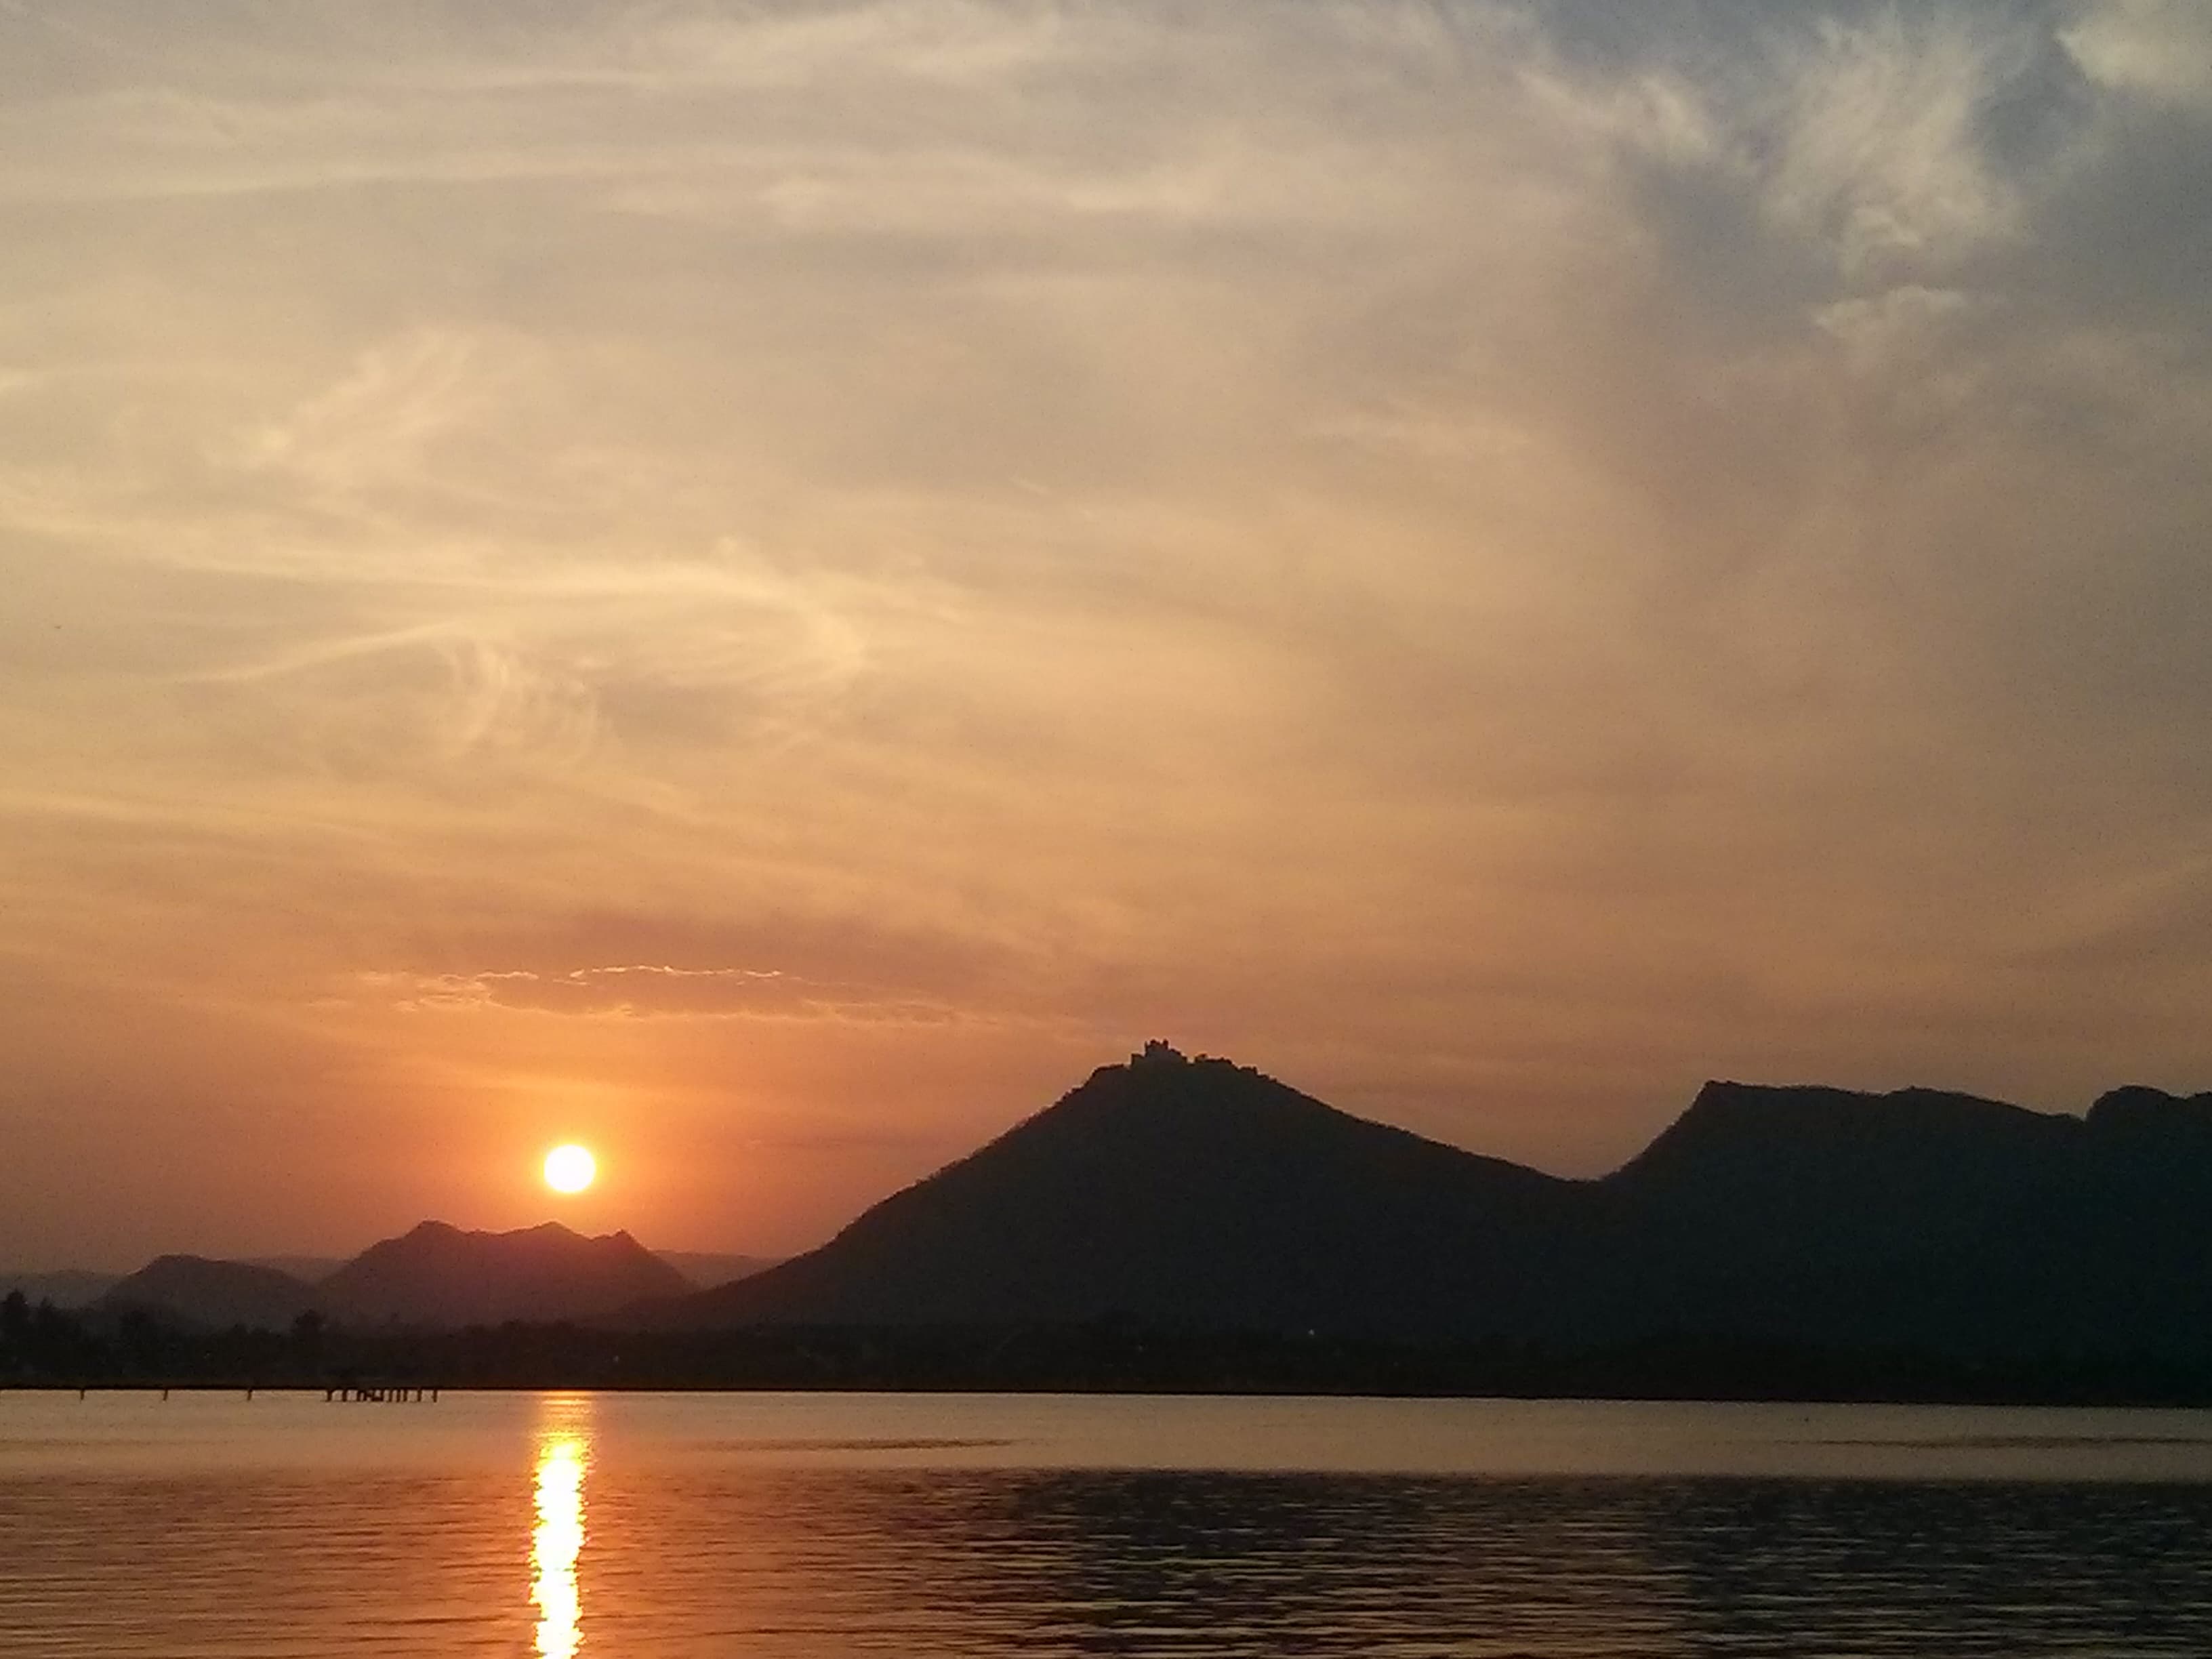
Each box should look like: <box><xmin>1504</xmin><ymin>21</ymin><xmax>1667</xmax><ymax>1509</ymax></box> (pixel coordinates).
<box><xmin>1</xmin><ymin>1288</ymin><xmax>26</xmax><ymax>1349</ymax></box>
<box><xmin>291</xmin><ymin>1308</ymin><xmax>325</xmax><ymax>1372</ymax></box>
<box><xmin>117</xmin><ymin>1308</ymin><xmax>165</xmax><ymax>1374</ymax></box>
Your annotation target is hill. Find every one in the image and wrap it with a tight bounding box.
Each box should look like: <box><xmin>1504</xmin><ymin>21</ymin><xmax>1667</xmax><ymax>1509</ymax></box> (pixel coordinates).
<box><xmin>317</xmin><ymin>1220</ymin><xmax>692</xmax><ymax>1328</ymax></box>
<box><xmin>1607</xmin><ymin>1080</ymin><xmax>2212</xmax><ymax>1355</ymax></box>
<box><xmin>100</xmin><ymin>1256</ymin><xmax>317</xmax><ymax>1331</ymax></box>
<box><xmin>640</xmin><ymin>1043</ymin><xmax>1595</xmax><ymax>1340</ymax></box>
<box><xmin>1</xmin><ymin>1269</ymin><xmax>119</xmax><ymax>1309</ymax></box>
<box><xmin>245</xmin><ymin>1254</ymin><xmax>347</xmax><ymax>1284</ymax></box>
<box><xmin>656</xmin><ymin>1250</ymin><xmax>779</xmax><ymax>1290</ymax></box>
<box><xmin>633</xmin><ymin>1049</ymin><xmax>2212</xmax><ymax>1362</ymax></box>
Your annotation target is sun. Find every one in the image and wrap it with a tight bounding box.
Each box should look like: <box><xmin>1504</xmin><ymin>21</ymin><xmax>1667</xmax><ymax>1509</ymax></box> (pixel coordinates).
<box><xmin>543</xmin><ymin>1144</ymin><xmax>596</xmax><ymax>1195</ymax></box>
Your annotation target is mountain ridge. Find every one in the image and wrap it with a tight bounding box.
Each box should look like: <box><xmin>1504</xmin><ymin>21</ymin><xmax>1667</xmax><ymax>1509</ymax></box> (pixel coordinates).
<box><xmin>100</xmin><ymin>1255</ymin><xmax>318</xmax><ymax>1332</ymax></box>
<box><xmin>625</xmin><ymin>1051</ymin><xmax>2212</xmax><ymax>1361</ymax></box>
<box><xmin>655</xmin><ymin>1046</ymin><xmax>1590</xmax><ymax>1339</ymax></box>
<box><xmin>83</xmin><ymin>1221</ymin><xmax>695</xmax><ymax>1333</ymax></box>
<box><xmin>54</xmin><ymin>1055</ymin><xmax>2212</xmax><ymax>1361</ymax></box>
<box><xmin>315</xmin><ymin>1218</ymin><xmax>691</xmax><ymax>1328</ymax></box>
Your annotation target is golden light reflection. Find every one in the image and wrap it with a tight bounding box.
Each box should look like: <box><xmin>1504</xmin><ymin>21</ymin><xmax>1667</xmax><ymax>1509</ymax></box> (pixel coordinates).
<box><xmin>531</xmin><ymin>1399</ymin><xmax>592</xmax><ymax>1658</ymax></box>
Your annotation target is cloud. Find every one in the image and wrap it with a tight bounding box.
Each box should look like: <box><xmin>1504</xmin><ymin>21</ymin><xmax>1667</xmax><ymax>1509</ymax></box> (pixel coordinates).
<box><xmin>363</xmin><ymin>964</ymin><xmax>975</xmax><ymax>1024</ymax></box>
<box><xmin>1</xmin><ymin>1</ymin><xmax>2210</xmax><ymax>1261</ymax></box>
<box><xmin>1759</xmin><ymin>7</ymin><xmax>2038</xmax><ymax>268</ymax></box>
<box><xmin>2062</xmin><ymin>0</ymin><xmax>2212</xmax><ymax>107</ymax></box>
<box><xmin>241</xmin><ymin>329</ymin><xmax>506</xmax><ymax>497</ymax></box>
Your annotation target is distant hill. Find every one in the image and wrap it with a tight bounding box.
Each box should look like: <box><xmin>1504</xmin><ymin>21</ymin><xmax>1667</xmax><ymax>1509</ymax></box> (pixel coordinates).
<box><xmin>636</xmin><ymin>1043</ymin><xmax>1594</xmax><ymax>1341</ymax></box>
<box><xmin>655</xmin><ymin>1250</ymin><xmax>779</xmax><ymax>1290</ymax></box>
<box><xmin>245</xmin><ymin>1255</ymin><xmax>348</xmax><ymax>1284</ymax></box>
<box><xmin>100</xmin><ymin>1256</ymin><xmax>317</xmax><ymax>1331</ymax></box>
<box><xmin>631</xmin><ymin>1048</ymin><xmax>2212</xmax><ymax>1363</ymax></box>
<box><xmin>1</xmin><ymin>1269</ymin><xmax>120</xmax><ymax>1309</ymax></box>
<box><xmin>318</xmin><ymin>1221</ymin><xmax>692</xmax><ymax>1328</ymax></box>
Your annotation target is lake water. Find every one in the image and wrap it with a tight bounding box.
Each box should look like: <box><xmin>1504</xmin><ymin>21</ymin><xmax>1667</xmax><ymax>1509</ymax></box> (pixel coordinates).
<box><xmin>5</xmin><ymin>1392</ymin><xmax>2212</xmax><ymax>1656</ymax></box>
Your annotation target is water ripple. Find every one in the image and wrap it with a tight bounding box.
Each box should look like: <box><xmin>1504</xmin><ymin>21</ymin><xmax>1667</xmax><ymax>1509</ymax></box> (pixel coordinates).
<box><xmin>5</xmin><ymin>1395</ymin><xmax>2212</xmax><ymax>1657</ymax></box>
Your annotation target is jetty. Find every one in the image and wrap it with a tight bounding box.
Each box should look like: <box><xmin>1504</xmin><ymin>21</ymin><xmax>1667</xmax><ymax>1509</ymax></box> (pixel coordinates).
<box><xmin>325</xmin><ymin>1382</ymin><xmax>437</xmax><ymax>1402</ymax></box>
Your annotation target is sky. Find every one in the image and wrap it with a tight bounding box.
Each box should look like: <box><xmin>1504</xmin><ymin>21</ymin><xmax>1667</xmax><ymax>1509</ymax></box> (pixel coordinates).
<box><xmin>3</xmin><ymin>0</ymin><xmax>2209</xmax><ymax>1269</ymax></box>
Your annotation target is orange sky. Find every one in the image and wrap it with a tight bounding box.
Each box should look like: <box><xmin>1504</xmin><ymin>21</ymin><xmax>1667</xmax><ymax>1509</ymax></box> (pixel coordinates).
<box><xmin>3</xmin><ymin>1</ymin><xmax>2210</xmax><ymax>1269</ymax></box>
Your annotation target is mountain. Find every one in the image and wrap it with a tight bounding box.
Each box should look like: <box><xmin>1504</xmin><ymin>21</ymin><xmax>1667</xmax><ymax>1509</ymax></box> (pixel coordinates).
<box><xmin>100</xmin><ymin>1256</ymin><xmax>317</xmax><ymax>1331</ymax></box>
<box><xmin>1607</xmin><ymin>1080</ymin><xmax>2212</xmax><ymax>1355</ymax></box>
<box><xmin>640</xmin><ymin>1043</ymin><xmax>1596</xmax><ymax>1341</ymax></box>
<box><xmin>655</xmin><ymin>1250</ymin><xmax>779</xmax><ymax>1290</ymax></box>
<box><xmin>1599</xmin><ymin>1081</ymin><xmax>2079</xmax><ymax>1337</ymax></box>
<box><xmin>245</xmin><ymin>1254</ymin><xmax>348</xmax><ymax>1284</ymax></box>
<box><xmin>1</xmin><ymin>1270</ymin><xmax>120</xmax><ymax>1309</ymax></box>
<box><xmin>635</xmin><ymin>1048</ymin><xmax>2212</xmax><ymax>1362</ymax></box>
<box><xmin>317</xmin><ymin>1220</ymin><xmax>693</xmax><ymax>1328</ymax></box>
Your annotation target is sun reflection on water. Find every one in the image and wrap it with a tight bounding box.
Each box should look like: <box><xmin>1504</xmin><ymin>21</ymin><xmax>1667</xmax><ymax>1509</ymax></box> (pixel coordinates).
<box><xmin>531</xmin><ymin>1399</ymin><xmax>592</xmax><ymax>1658</ymax></box>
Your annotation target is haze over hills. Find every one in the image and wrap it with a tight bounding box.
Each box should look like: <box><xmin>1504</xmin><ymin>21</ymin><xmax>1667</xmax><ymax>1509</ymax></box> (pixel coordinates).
<box><xmin>639</xmin><ymin>1046</ymin><xmax>2212</xmax><ymax>1362</ymax></box>
<box><xmin>245</xmin><ymin>1256</ymin><xmax>348</xmax><ymax>1284</ymax></box>
<box><xmin>657</xmin><ymin>1251</ymin><xmax>779</xmax><ymax>1291</ymax></box>
<box><xmin>63</xmin><ymin>1247</ymin><xmax>775</xmax><ymax>1324</ymax></box>
<box><xmin>0</xmin><ymin>1270</ymin><xmax>119</xmax><ymax>1309</ymax></box>
<box><xmin>314</xmin><ymin>1221</ymin><xmax>693</xmax><ymax>1328</ymax></box>
<box><xmin>73</xmin><ymin>1223</ymin><xmax>697</xmax><ymax>1332</ymax></box>
<box><xmin>101</xmin><ymin>1256</ymin><xmax>318</xmax><ymax>1332</ymax></box>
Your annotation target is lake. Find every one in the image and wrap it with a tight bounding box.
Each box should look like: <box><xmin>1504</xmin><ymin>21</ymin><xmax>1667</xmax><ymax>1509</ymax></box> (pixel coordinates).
<box><xmin>5</xmin><ymin>1391</ymin><xmax>2212</xmax><ymax>1656</ymax></box>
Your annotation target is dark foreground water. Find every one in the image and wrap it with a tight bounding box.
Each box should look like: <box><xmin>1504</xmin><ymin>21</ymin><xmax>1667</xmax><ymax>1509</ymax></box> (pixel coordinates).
<box><xmin>5</xmin><ymin>1393</ymin><xmax>2212</xmax><ymax>1657</ymax></box>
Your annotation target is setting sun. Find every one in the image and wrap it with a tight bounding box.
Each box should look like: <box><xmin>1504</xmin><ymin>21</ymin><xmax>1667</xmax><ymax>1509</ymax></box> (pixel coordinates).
<box><xmin>543</xmin><ymin>1144</ymin><xmax>596</xmax><ymax>1195</ymax></box>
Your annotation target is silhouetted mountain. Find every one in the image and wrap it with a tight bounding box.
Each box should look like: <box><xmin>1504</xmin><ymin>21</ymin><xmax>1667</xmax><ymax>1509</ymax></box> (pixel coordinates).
<box><xmin>318</xmin><ymin>1220</ymin><xmax>691</xmax><ymax>1328</ymax></box>
<box><xmin>2087</xmin><ymin>1083</ymin><xmax>2212</xmax><ymax>1142</ymax></box>
<box><xmin>630</xmin><ymin>1050</ymin><xmax>2212</xmax><ymax>1363</ymax></box>
<box><xmin>245</xmin><ymin>1254</ymin><xmax>347</xmax><ymax>1284</ymax></box>
<box><xmin>655</xmin><ymin>1250</ymin><xmax>779</xmax><ymax>1290</ymax></box>
<box><xmin>101</xmin><ymin>1256</ymin><xmax>317</xmax><ymax>1331</ymax></box>
<box><xmin>0</xmin><ymin>1269</ymin><xmax>119</xmax><ymax>1309</ymax></box>
<box><xmin>638</xmin><ymin>1044</ymin><xmax>1593</xmax><ymax>1341</ymax></box>
<box><xmin>1607</xmin><ymin>1081</ymin><xmax>2212</xmax><ymax>1356</ymax></box>
<box><xmin>1601</xmin><ymin>1081</ymin><xmax>2076</xmax><ymax>1334</ymax></box>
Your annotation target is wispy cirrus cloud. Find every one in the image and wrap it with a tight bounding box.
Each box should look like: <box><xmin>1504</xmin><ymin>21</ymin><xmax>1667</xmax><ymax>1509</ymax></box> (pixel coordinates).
<box><xmin>369</xmin><ymin>964</ymin><xmax>786</xmax><ymax>1016</ymax></box>
<box><xmin>2</xmin><ymin>0</ymin><xmax>2209</xmax><ymax>1263</ymax></box>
